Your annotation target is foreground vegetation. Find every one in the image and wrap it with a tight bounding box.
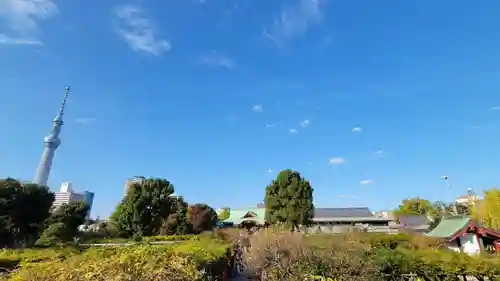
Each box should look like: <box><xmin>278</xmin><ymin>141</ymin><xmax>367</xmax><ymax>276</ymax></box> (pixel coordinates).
<box><xmin>0</xmin><ymin>235</ymin><xmax>230</xmax><ymax>281</ymax></box>
<box><xmin>2</xmin><ymin>228</ymin><xmax>500</xmax><ymax>280</ymax></box>
<box><xmin>241</xmin><ymin>229</ymin><xmax>500</xmax><ymax>281</ymax></box>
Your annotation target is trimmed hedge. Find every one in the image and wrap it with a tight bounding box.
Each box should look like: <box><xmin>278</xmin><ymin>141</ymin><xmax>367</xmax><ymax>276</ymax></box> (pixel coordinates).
<box><xmin>0</xmin><ymin>237</ymin><xmax>230</xmax><ymax>281</ymax></box>
<box><xmin>374</xmin><ymin>248</ymin><xmax>500</xmax><ymax>281</ymax></box>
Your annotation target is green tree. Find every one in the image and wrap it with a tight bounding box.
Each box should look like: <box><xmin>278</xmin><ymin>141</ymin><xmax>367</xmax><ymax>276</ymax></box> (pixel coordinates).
<box><xmin>160</xmin><ymin>196</ymin><xmax>191</xmax><ymax>235</ymax></box>
<box><xmin>217</xmin><ymin>207</ymin><xmax>230</xmax><ymax>221</ymax></box>
<box><xmin>38</xmin><ymin>202</ymin><xmax>89</xmax><ymax>243</ymax></box>
<box><xmin>394</xmin><ymin>197</ymin><xmax>434</xmax><ymax>217</ymax></box>
<box><xmin>471</xmin><ymin>188</ymin><xmax>500</xmax><ymax>229</ymax></box>
<box><xmin>264</xmin><ymin>169</ymin><xmax>314</xmax><ymax>228</ymax></box>
<box><xmin>110</xmin><ymin>177</ymin><xmax>176</xmax><ymax>237</ymax></box>
<box><xmin>187</xmin><ymin>204</ymin><xmax>217</xmax><ymax>234</ymax></box>
<box><xmin>0</xmin><ymin>178</ymin><xmax>54</xmax><ymax>247</ymax></box>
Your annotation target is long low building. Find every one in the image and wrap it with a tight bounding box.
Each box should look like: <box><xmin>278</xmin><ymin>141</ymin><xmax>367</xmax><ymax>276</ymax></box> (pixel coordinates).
<box><xmin>222</xmin><ymin>207</ymin><xmax>394</xmax><ymax>233</ymax></box>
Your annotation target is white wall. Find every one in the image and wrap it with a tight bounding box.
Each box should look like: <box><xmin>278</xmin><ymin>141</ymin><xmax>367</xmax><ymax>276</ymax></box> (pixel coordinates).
<box><xmin>459</xmin><ymin>233</ymin><xmax>481</xmax><ymax>255</ymax></box>
<box><xmin>446</xmin><ymin>234</ymin><xmax>481</xmax><ymax>255</ymax></box>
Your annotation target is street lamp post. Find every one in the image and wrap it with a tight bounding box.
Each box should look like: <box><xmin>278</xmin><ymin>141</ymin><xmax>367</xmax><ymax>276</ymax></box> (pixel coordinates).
<box><xmin>441</xmin><ymin>175</ymin><xmax>450</xmax><ymax>189</ymax></box>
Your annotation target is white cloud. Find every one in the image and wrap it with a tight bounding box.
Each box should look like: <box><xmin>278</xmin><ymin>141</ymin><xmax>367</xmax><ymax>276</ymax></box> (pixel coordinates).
<box><xmin>252</xmin><ymin>104</ymin><xmax>263</xmax><ymax>112</ymax></box>
<box><xmin>268</xmin><ymin>169</ymin><xmax>273</xmax><ymax>173</ymax></box>
<box><xmin>359</xmin><ymin>179</ymin><xmax>373</xmax><ymax>185</ymax></box>
<box><xmin>300</xmin><ymin>119</ymin><xmax>310</xmax><ymax>127</ymax></box>
<box><xmin>491</xmin><ymin>106</ymin><xmax>500</xmax><ymax>111</ymax></box>
<box><xmin>374</xmin><ymin>150</ymin><xmax>384</xmax><ymax>157</ymax></box>
<box><xmin>328</xmin><ymin>157</ymin><xmax>345</xmax><ymax>165</ymax></box>
<box><xmin>263</xmin><ymin>0</ymin><xmax>325</xmax><ymax>44</ymax></box>
<box><xmin>0</xmin><ymin>34</ymin><xmax>41</xmax><ymax>45</ymax></box>
<box><xmin>115</xmin><ymin>4</ymin><xmax>171</xmax><ymax>55</ymax></box>
<box><xmin>74</xmin><ymin>117</ymin><xmax>95</xmax><ymax>125</ymax></box>
<box><xmin>352</xmin><ymin>127</ymin><xmax>362</xmax><ymax>133</ymax></box>
<box><xmin>0</xmin><ymin>0</ymin><xmax>58</xmax><ymax>45</ymax></box>
<box><xmin>289</xmin><ymin>128</ymin><xmax>298</xmax><ymax>134</ymax></box>
<box><xmin>200</xmin><ymin>50</ymin><xmax>235</xmax><ymax>69</ymax></box>
<box><xmin>265</xmin><ymin>124</ymin><xmax>276</xmax><ymax>128</ymax></box>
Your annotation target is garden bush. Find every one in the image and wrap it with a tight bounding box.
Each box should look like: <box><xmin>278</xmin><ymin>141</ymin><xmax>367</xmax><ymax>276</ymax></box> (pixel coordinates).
<box><xmin>374</xmin><ymin>247</ymin><xmax>500</xmax><ymax>281</ymax></box>
<box><xmin>0</xmin><ymin>238</ymin><xmax>231</xmax><ymax>281</ymax></box>
<box><xmin>241</xmin><ymin>230</ymin><xmax>500</xmax><ymax>281</ymax></box>
<box><xmin>145</xmin><ymin>234</ymin><xmax>198</xmax><ymax>242</ymax></box>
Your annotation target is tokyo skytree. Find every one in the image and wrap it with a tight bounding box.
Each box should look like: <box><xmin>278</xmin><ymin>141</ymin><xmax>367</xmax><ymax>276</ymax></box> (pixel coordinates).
<box><xmin>34</xmin><ymin>86</ymin><xmax>71</xmax><ymax>186</ymax></box>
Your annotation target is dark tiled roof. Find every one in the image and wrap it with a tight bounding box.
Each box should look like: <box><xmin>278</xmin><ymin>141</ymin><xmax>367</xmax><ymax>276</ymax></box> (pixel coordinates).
<box><xmin>398</xmin><ymin>215</ymin><xmax>430</xmax><ymax>227</ymax></box>
<box><xmin>314</xmin><ymin>207</ymin><xmax>374</xmax><ymax>218</ymax></box>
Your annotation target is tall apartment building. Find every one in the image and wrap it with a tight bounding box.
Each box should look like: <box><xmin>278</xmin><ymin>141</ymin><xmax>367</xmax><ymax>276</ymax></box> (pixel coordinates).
<box><xmin>53</xmin><ymin>182</ymin><xmax>94</xmax><ymax>216</ymax></box>
<box><xmin>124</xmin><ymin>177</ymin><xmax>144</xmax><ymax>197</ymax></box>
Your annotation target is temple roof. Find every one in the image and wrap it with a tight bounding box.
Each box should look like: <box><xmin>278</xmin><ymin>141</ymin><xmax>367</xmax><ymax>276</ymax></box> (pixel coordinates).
<box><xmin>426</xmin><ymin>216</ymin><xmax>470</xmax><ymax>238</ymax></box>
<box><xmin>314</xmin><ymin>207</ymin><xmax>374</xmax><ymax>218</ymax></box>
<box><xmin>222</xmin><ymin>207</ymin><xmax>390</xmax><ymax>225</ymax></box>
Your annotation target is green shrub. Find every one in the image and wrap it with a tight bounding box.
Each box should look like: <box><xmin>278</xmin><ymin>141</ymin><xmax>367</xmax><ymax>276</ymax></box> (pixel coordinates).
<box><xmin>0</xmin><ymin>239</ymin><xmax>230</xmax><ymax>281</ymax></box>
<box><xmin>244</xmin><ymin>230</ymin><xmax>500</xmax><ymax>280</ymax></box>
<box><xmin>145</xmin><ymin>234</ymin><xmax>197</xmax><ymax>242</ymax></box>
<box><xmin>373</xmin><ymin>247</ymin><xmax>500</xmax><ymax>280</ymax></box>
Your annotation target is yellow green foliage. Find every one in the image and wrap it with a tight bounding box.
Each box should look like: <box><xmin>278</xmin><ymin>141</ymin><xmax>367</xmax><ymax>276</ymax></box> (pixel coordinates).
<box><xmin>471</xmin><ymin>187</ymin><xmax>500</xmax><ymax>229</ymax></box>
<box><xmin>0</xmin><ymin>238</ymin><xmax>229</xmax><ymax>281</ymax></box>
<box><xmin>145</xmin><ymin>234</ymin><xmax>198</xmax><ymax>242</ymax></box>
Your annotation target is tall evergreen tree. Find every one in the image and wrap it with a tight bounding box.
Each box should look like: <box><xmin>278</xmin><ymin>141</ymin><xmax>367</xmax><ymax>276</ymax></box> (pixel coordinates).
<box><xmin>265</xmin><ymin>169</ymin><xmax>314</xmax><ymax>228</ymax></box>
<box><xmin>110</xmin><ymin>178</ymin><xmax>176</xmax><ymax>237</ymax></box>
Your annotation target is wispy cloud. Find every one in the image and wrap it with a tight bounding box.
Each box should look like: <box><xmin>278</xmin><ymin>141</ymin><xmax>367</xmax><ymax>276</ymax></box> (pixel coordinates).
<box><xmin>74</xmin><ymin>117</ymin><xmax>95</xmax><ymax>125</ymax></box>
<box><xmin>289</xmin><ymin>128</ymin><xmax>298</xmax><ymax>134</ymax></box>
<box><xmin>200</xmin><ymin>50</ymin><xmax>236</xmax><ymax>69</ymax></box>
<box><xmin>0</xmin><ymin>0</ymin><xmax>58</xmax><ymax>45</ymax></box>
<box><xmin>359</xmin><ymin>179</ymin><xmax>373</xmax><ymax>185</ymax></box>
<box><xmin>352</xmin><ymin>127</ymin><xmax>362</xmax><ymax>133</ymax></box>
<box><xmin>267</xmin><ymin>169</ymin><xmax>273</xmax><ymax>173</ymax></box>
<box><xmin>252</xmin><ymin>104</ymin><xmax>263</xmax><ymax>113</ymax></box>
<box><xmin>115</xmin><ymin>4</ymin><xmax>171</xmax><ymax>55</ymax></box>
<box><xmin>263</xmin><ymin>0</ymin><xmax>325</xmax><ymax>44</ymax></box>
<box><xmin>0</xmin><ymin>34</ymin><xmax>41</xmax><ymax>45</ymax></box>
<box><xmin>328</xmin><ymin>157</ymin><xmax>345</xmax><ymax>165</ymax></box>
<box><xmin>300</xmin><ymin>119</ymin><xmax>310</xmax><ymax>128</ymax></box>
<box><xmin>491</xmin><ymin>106</ymin><xmax>500</xmax><ymax>111</ymax></box>
<box><xmin>374</xmin><ymin>150</ymin><xmax>384</xmax><ymax>157</ymax></box>
<box><xmin>265</xmin><ymin>124</ymin><xmax>276</xmax><ymax>128</ymax></box>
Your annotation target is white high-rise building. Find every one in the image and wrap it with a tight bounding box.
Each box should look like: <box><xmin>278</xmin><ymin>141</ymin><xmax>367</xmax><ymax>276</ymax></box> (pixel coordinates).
<box><xmin>52</xmin><ymin>182</ymin><xmax>88</xmax><ymax>210</ymax></box>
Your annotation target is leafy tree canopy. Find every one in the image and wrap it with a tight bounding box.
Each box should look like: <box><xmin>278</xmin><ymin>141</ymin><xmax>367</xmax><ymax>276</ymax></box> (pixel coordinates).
<box><xmin>217</xmin><ymin>207</ymin><xmax>230</xmax><ymax>221</ymax></box>
<box><xmin>187</xmin><ymin>203</ymin><xmax>217</xmax><ymax>234</ymax></box>
<box><xmin>38</xmin><ymin>202</ymin><xmax>89</xmax><ymax>244</ymax></box>
<box><xmin>0</xmin><ymin>178</ymin><xmax>54</xmax><ymax>247</ymax></box>
<box><xmin>394</xmin><ymin>197</ymin><xmax>434</xmax><ymax>217</ymax></box>
<box><xmin>264</xmin><ymin>169</ymin><xmax>314</xmax><ymax>227</ymax></box>
<box><xmin>110</xmin><ymin>177</ymin><xmax>176</xmax><ymax>237</ymax></box>
<box><xmin>160</xmin><ymin>196</ymin><xmax>191</xmax><ymax>235</ymax></box>
<box><xmin>471</xmin><ymin>188</ymin><xmax>500</xmax><ymax>229</ymax></box>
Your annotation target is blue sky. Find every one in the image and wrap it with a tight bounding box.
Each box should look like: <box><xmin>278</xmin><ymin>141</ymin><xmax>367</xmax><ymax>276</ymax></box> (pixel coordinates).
<box><xmin>1</xmin><ymin>0</ymin><xmax>500</xmax><ymax>218</ymax></box>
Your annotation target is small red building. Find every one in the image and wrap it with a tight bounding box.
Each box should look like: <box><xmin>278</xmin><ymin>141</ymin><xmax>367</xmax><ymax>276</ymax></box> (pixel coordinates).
<box><xmin>426</xmin><ymin>216</ymin><xmax>500</xmax><ymax>254</ymax></box>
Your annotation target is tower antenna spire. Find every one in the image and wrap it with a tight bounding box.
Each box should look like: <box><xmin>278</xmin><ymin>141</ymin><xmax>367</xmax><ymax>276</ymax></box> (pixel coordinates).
<box><xmin>34</xmin><ymin>86</ymin><xmax>72</xmax><ymax>186</ymax></box>
<box><xmin>54</xmin><ymin>86</ymin><xmax>71</xmax><ymax>122</ymax></box>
